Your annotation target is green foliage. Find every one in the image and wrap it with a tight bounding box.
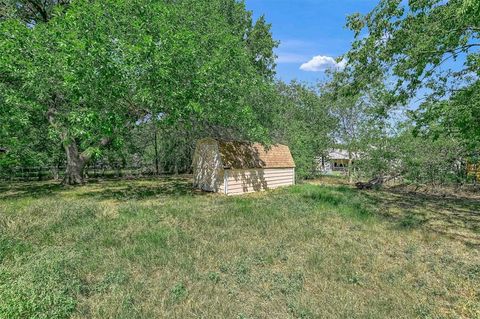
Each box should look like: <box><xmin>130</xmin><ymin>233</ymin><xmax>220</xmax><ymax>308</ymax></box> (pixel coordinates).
<box><xmin>126</xmin><ymin>80</ymin><xmax>336</xmax><ymax>179</ymax></box>
<box><xmin>0</xmin><ymin>0</ymin><xmax>278</xmax><ymax>181</ymax></box>
<box><xmin>344</xmin><ymin>0</ymin><xmax>480</xmax><ymax>154</ymax></box>
<box><xmin>304</xmin><ymin>185</ymin><xmax>373</xmax><ymax>221</ymax></box>
<box><xmin>414</xmin><ymin>81</ymin><xmax>480</xmax><ymax>151</ymax></box>
<box><xmin>321</xmin><ymin>70</ymin><xmax>401</xmax><ymax>183</ymax></box>
<box><xmin>396</xmin><ymin>127</ymin><xmax>466</xmax><ymax>185</ymax></box>
<box><xmin>398</xmin><ymin>212</ymin><xmax>426</xmax><ymax>230</ymax></box>
<box><xmin>346</xmin><ymin>0</ymin><xmax>479</xmax><ymax>99</ymax></box>
<box><xmin>272</xmin><ymin>82</ymin><xmax>335</xmax><ymax>179</ymax></box>
<box><xmin>351</xmin><ymin>120</ymin><xmax>468</xmax><ymax>185</ymax></box>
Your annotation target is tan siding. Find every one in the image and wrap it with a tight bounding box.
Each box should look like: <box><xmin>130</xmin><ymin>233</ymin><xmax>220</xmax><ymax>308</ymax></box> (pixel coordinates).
<box><xmin>228</xmin><ymin>180</ymin><xmax>293</xmax><ymax>192</ymax></box>
<box><xmin>227</xmin><ymin>172</ymin><xmax>293</xmax><ymax>181</ymax></box>
<box><xmin>193</xmin><ymin>138</ymin><xmax>295</xmax><ymax>194</ymax></box>
<box><xmin>228</xmin><ymin>176</ymin><xmax>293</xmax><ymax>188</ymax></box>
<box><xmin>227</xmin><ymin>168</ymin><xmax>293</xmax><ymax>174</ymax></box>
<box><xmin>227</xmin><ymin>168</ymin><xmax>293</xmax><ymax>179</ymax></box>
<box><xmin>226</xmin><ymin>168</ymin><xmax>294</xmax><ymax>195</ymax></box>
<box><xmin>227</xmin><ymin>181</ymin><xmax>293</xmax><ymax>195</ymax></box>
<box><xmin>227</xmin><ymin>177</ymin><xmax>293</xmax><ymax>189</ymax></box>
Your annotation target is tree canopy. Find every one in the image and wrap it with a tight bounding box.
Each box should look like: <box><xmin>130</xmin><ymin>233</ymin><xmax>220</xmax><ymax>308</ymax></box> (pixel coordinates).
<box><xmin>342</xmin><ymin>0</ymin><xmax>480</xmax><ymax>173</ymax></box>
<box><xmin>346</xmin><ymin>0</ymin><xmax>479</xmax><ymax>98</ymax></box>
<box><xmin>0</xmin><ymin>0</ymin><xmax>279</xmax><ymax>183</ymax></box>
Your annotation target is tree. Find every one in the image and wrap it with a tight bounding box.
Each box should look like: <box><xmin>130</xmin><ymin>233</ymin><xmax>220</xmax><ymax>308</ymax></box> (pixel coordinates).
<box><xmin>322</xmin><ymin>69</ymin><xmax>398</xmax><ymax>183</ymax></box>
<box><xmin>272</xmin><ymin>81</ymin><xmax>335</xmax><ymax>180</ymax></box>
<box><xmin>342</xmin><ymin>0</ymin><xmax>480</xmax><ymax>183</ymax></box>
<box><xmin>413</xmin><ymin>80</ymin><xmax>480</xmax><ymax>151</ymax></box>
<box><xmin>0</xmin><ymin>0</ymin><xmax>278</xmax><ymax>184</ymax></box>
<box><xmin>326</xmin><ymin>86</ymin><xmax>364</xmax><ymax>182</ymax></box>
<box><xmin>346</xmin><ymin>0</ymin><xmax>479</xmax><ymax>99</ymax></box>
<box><xmin>396</xmin><ymin>129</ymin><xmax>466</xmax><ymax>187</ymax></box>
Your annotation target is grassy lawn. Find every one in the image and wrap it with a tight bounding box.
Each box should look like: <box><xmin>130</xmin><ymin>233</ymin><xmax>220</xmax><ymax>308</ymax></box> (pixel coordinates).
<box><xmin>0</xmin><ymin>177</ymin><xmax>479</xmax><ymax>318</ymax></box>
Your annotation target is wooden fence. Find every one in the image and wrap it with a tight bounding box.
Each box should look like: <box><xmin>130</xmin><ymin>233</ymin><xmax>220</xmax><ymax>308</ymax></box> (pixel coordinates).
<box><xmin>0</xmin><ymin>164</ymin><xmax>160</xmax><ymax>182</ymax></box>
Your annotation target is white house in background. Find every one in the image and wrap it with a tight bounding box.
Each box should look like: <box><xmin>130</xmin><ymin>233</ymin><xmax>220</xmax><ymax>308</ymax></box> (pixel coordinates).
<box><xmin>192</xmin><ymin>138</ymin><xmax>296</xmax><ymax>195</ymax></box>
<box><xmin>317</xmin><ymin>149</ymin><xmax>358</xmax><ymax>173</ymax></box>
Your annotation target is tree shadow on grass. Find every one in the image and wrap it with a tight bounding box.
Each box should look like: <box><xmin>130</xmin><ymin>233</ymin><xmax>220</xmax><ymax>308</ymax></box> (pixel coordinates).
<box><xmin>75</xmin><ymin>177</ymin><xmax>204</xmax><ymax>201</ymax></box>
<box><xmin>0</xmin><ymin>181</ymin><xmax>64</xmax><ymax>200</ymax></box>
<box><xmin>0</xmin><ymin>176</ymin><xmax>204</xmax><ymax>202</ymax></box>
<box><xmin>361</xmin><ymin>188</ymin><xmax>480</xmax><ymax>246</ymax></box>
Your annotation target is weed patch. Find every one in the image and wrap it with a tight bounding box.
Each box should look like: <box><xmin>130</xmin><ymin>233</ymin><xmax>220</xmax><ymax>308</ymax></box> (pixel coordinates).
<box><xmin>0</xmin><ymin>249</ymin><xmax>81</xmax><ymax>319</ymax></box>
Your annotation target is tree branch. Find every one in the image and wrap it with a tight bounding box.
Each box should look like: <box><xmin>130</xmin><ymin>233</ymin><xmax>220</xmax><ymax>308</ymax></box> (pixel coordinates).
<box><xmin>26</xmin><ymin>0</ymin><xmax>49</xmax><ymax>22</ymax></box>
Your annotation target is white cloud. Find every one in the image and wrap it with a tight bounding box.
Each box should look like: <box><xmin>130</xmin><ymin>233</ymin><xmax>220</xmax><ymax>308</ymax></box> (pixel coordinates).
<box><xmin>300</xmin><ymin>55</ymin><xmax>345</xmax><ymax>72</ymax></box>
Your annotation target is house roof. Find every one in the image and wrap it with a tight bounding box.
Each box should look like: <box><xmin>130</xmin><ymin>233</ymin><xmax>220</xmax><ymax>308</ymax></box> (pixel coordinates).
<box><xmin>328</xmin><ymin>149</ymin><xmax>359</xmax><ymax>160</ymax></box>
<box><xmin>212</xmin><ymin>139</ymin><xmax>295</xmax><ymax>169</ymax></box>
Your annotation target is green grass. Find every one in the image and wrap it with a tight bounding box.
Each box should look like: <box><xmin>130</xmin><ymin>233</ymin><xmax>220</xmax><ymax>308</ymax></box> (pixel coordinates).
<box><xmin>0</xmin><ymin>177</ymin><xmax>479</xmax><ymax>318</ymax></box>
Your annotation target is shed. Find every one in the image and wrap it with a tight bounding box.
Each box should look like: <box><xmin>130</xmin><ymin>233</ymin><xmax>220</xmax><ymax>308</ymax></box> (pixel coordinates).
<box><xmin>192</xmin><ymin>138</ymin><xmax>295</xmax><ymax>195</ymax></box>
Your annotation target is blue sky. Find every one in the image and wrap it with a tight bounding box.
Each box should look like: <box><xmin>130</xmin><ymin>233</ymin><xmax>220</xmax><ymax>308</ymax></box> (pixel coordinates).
<box><xmin>245</xmin><ymin>0</ymin><xmax>378</xmax><ymax>83</ymax></box>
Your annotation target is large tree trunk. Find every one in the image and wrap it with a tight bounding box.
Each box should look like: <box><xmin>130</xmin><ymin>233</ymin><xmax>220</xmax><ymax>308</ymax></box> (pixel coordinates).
<box><xmin>47</xmin><ymin>107</ymin><xmax>110</xmax><ymax>185</ymax></box>
<box><xmin>63</xmin><ymin>141</ymin><xmax>86</xmax><ymax>185</ymax></box>
<box><xmin>46</xmin><ymin>107</ymin><xmax>85</xmax><ymax>185</ymax></box>
<box><xmin>62</xmin><ymin>137</ymin><xmax>112</xmax><ymax>185</ymax></box>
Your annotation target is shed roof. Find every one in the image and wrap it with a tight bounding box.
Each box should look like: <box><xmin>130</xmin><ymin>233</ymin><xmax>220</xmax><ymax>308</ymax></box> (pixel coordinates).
<box><xmin>0</xmin><ymin>147</ymin><xmax>7</xmax><ymax>153</ymax></box>
<box><xmin>202</xmin><ymin>139</ymin><xmax>295</xmax><ymax>169</ymax></box>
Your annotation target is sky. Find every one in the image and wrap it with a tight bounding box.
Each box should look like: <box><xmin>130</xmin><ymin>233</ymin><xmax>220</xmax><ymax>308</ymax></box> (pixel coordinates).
<box><xmin>245</xmin><ymin>0</ymin><xmax>378</xmax><ymax>83</ymax></box>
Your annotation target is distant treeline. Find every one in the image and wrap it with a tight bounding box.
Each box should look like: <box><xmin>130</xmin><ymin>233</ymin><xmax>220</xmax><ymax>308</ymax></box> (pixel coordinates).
<box><xmin>1</xmin><ymin>0</ymin><xmax>479</xmax><ymax>188</ymax></box>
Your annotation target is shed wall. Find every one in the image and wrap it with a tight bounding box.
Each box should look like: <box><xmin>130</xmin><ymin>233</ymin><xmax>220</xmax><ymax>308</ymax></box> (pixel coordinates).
<box><xmin>226</xmin><ymin>168</ymin><xmax>294</xmax><ymax>195</ymax></box>
<box><xmin>192</xmin><ymin>140</ymin><xmax>224</xmax><ymax>192</ymax></box>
